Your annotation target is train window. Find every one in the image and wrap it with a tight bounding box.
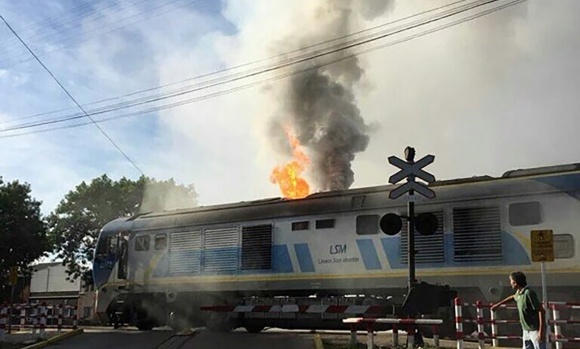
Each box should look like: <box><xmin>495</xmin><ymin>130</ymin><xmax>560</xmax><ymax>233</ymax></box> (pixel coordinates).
<box><xmin>292</xmin><ymin>221</ymin><xmax>310</xmax><ymax>231</ymax></box>
<box><xmin>109</xmin><ymin>236</ymin><xmax>117</xmax><ymax>253</ymax></box>
<box><xmin>117</xmin><ymin>235</ymin><xmax>128</xmax><ymax>280</ymax></box>
<box><xmin>509</xmin><ymin>201</ymin><xmax>542</xmax><ymax>226</ymax></box>
<box><xmin>135</xmin><ymin>235</ymin><xmax>150</xmax><ymax>251</ymax></box>
<box><xmin>453</xmin><ymin>206</ymin><xmax>502</xmax><ymax>262</ymax></box>
<box><xmin>154</xmin><ymin>234</ymin><xmax>167</xmax><ymax>250</ymax></box>
<box><xmin>356</xmin><ymin>215</ymin><xmax>379</xmax><ymax>235</ymax></box>
<box><xmin>554</xmin><ymin>234</ymin><xmax>574</xmax><ymax>259</ymax></box>
<box><xmin>96</xmin><ymin>236</ymin><xmax>111</xmax><ymax>255</ymax></box>
<box><xmin>316</xmin><ymin>219</ymin><xmax>335</xmax><ymax>229</ymax></box>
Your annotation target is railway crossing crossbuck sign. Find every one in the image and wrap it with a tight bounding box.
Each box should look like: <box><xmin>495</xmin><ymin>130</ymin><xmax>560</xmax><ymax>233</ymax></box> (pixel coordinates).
<box><xmin>382</xmin><ymin>147</ymin><xmax>437</xmax><ymax>289</ymax></box>
<box><xmin>388</xmin><ymin>152</ymin><xmax>436</xmax><ymax>199</ymax></box>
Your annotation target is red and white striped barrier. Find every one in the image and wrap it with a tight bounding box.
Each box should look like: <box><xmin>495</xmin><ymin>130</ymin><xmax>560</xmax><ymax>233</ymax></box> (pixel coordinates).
<box><xmin>551</xmin><ymin>302</ymin><xmax>580</xmax><ymax>349</ymax></box>
<box><xmin>455</xmin><ymin>298</ymin><xmax>522</xmax><ymax>348</ymax></box>
<box><xmin>0</xmin><ymin>302</ymin><xmax>78</xmax><ymax>337</ymax></box>
<box><xmin>343</xmin><ymin>317</ymin><xmax>443</xmax><ymax>349</ymax></box>
<box><xmin>490</xmin><ymin>306</ymin><xmax>523</xmax><ymax>347</ymax></box>
<box><xmin>454</xmin><ymin>298</ymin><xmax>580</xmax><ymax>349</ymax></box>
<box><xmin>455</xmin><ymin>298</ymin><xmax>464</xmax><ymax>349</ymax></box>
<box><xmin>31</xmin><ymin>305</ymin><xmax>38</xmax><ymax>334</ymax></box>
<box><xmin>0</xmin><ymin>303</ymin><xmax>7</xmax><ymax>341</ymax></box>
<box><xmin>72</xmin><ymin>306</ymin><xmax>78</xmax><ymax>330</ymax></box>
<box><xmin>57</xmin><ymin>304</ymin><xmax>64</xmax><ymax>333</ymax></box>
<box><xmin>19</xmin><ymin>306</ymin><xmax>26</xmax><ymax>330</ymax></box>
<box><xmin>550</xmin><ymin>302</ymin><xmax>580</xmax><ymax>310</ymax></box>
<box><xmin>490</xmin><ymin>301</ymin><xmax>580</xmax><ymax>348</ymax></box>
<box><xmin>200</xmin><ymin>304</ymin><xmax>390</xmax><ymax>315</ymax></box>
<box><xmin>38</xmin><ymin>303</ymin><xmax>47</xmax><ymax>339</ymax></box>
<box><xmin>476</xmin><ymin>301</ymin><xmax>485</xmax><ymax>349</ymax></box>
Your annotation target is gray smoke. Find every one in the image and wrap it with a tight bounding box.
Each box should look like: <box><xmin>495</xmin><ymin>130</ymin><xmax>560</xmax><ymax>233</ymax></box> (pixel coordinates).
<box><xmin>269</xmin><ymin>1</ymin><xmax>393</xmax><ymax>192</ymax></box>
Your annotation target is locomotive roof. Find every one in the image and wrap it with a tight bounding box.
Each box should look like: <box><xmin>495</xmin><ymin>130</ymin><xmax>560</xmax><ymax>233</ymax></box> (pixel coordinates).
<box><xmin>102</xmin><ymin>162</ymin><xmax>580</xmax><ymax>233</ymax></box>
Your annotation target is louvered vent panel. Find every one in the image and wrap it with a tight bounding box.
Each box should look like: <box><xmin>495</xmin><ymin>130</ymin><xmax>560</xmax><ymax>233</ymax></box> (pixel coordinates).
<box><xmin>203</xmin><ymin>227</ymin><xmax>239</xmax><ymax>272</ymax></box>
<box><xmin>400</xmin><ymin>211</ymin><xmax>445</xmax><ymax>264</ymax></box>
<box><xmin>241</xmin><ymin>225</ymin><xmax>272</xmax><ymax>270</ymax></box>
<box><xmin>453</xmin><ymin>206</ymin><xmax>502</xmax><ymax>262</ymax></box>
<box><xmin>169</xmin><ymin>231</ymin><xmax>201</xmax><ymax>274</ymax></box>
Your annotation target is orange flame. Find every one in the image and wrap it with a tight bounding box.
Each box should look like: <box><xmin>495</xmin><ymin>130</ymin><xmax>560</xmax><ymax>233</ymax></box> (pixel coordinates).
<box><xmin>270</xmin><ymin>128</ymin><xmax>311</xmax><ymax>199</ymax></box>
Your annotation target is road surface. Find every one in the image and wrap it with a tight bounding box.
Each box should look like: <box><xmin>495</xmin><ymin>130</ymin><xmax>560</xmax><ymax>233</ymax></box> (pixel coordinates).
<box><xmin>47</xmin><ymin>327</ymin><xmax>315</xmax><ymax>349</ymax></box>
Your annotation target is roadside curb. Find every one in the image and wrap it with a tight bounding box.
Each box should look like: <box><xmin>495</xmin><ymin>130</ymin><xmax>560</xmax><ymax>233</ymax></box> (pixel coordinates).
<box><xmin>20</xmin><ymin>329</ymin><xmax>84</xmax><ymax>349</ymax></box>
<box><xmin>313</xmin><ymin>333</ymin><xmax>325</xmax><ymax>349</ymax></box>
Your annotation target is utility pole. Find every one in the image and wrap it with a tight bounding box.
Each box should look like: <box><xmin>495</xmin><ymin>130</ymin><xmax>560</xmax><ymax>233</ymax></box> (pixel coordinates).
<box><xmin>405</xmin><ymin>147</ymin><xmax>417</xmax><ymax>289</ymax></box>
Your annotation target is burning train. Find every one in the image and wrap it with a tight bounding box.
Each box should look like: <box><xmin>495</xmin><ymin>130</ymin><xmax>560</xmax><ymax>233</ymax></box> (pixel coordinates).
<box><xmin>93</xmin><ymin>162</ymin><xmax>580</xmax><ymax>333</ymax></box>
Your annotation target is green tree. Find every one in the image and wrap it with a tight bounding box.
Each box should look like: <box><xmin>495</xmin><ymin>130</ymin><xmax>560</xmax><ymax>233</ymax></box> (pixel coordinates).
<box><xmin>48</xmin><ymin>175</ymin><xmax>197</xmax><ymax>281</ymax></box>
<box><xmin>0</xmin><ymin>178</ymin><xmax>49</xmax><ymax>299</ymax></box>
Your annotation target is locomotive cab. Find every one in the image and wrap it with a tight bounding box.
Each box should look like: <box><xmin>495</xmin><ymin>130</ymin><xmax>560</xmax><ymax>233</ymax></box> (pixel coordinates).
<box><xmin>93</xmin><ymin>229</ymin><xmax>129</xmax><ymax>288</ymax></box>
<box><xmin>94</xmin><ymin>231</ymin><xmax>117</xmax><ymax>287</ymax></box>
<box><xmin>93</xmin><ymin>218</ymin><xmax>132</xmax><ymax>326</ymax></box>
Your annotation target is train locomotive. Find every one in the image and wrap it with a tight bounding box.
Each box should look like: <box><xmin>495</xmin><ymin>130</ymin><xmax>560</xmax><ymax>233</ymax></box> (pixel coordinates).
<box><xmin>93</xmin><ymin>163</ymin><xmax>580</xmax><ymax>333</ymax></box>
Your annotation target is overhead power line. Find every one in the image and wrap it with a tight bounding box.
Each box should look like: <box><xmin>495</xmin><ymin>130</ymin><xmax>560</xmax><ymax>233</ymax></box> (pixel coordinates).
<box><xmin>0</xmin><ymin>0</ymin><xmax>203</xmax><ymax>69</ymax></box>
<box><xmin>0</xmin><ymin>0</ymin><xmax>473</xmax><ymax>126</ymax></box>
<box><xmin>0</xmin><ymin>14</ymin><xmax>145</xmax><ymax>176</ymax></box>
<box><xmin>0</xmin><ymin>0</ymin><xmax>130</xmax><ymax>43</ymax></box>
<box><xmin>0</xmin><ymin>0</ymin><xmax>525</xmax><ymax>139</ymax></box>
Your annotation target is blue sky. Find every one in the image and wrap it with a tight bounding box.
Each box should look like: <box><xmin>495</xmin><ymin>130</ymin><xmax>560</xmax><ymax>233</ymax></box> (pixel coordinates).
<box><xmin>1</xmin><ymin>0</ymin><xmax>579</xmax><ymax>214</ymax></box>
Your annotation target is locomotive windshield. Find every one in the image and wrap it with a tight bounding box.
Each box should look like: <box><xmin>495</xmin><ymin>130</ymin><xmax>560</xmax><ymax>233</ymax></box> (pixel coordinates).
<box><xmin>93</xmin><ymin>233</ymin><xmax>118</xmax><ymax>288</ymax></box>
<box><xmin>95</xmin><ymin>235</ymin><xmax>117</xmax><ymax>266</ymax></box>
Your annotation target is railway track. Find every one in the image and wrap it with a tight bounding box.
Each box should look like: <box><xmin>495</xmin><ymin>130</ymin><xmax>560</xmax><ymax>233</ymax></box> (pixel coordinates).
<box><xmin>154</xmin><ymin>329</ymin><xmax>198</xmax><ymax>349</ymax></box>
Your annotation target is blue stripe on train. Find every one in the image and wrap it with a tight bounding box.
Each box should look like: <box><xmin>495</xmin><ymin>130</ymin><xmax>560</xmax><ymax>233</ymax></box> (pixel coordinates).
<box><xmin>273</xmin><ymin>245</ymin><xmax>293</xmax><ymax>273</ymax></box>
<box><xmin>294</xmin><ymin>243</ymin><xmax>315</xmax><ymax>272</ymax></box>
<box><xmin>356</xmin><ymin>239</ymin><xmax>382</xmax><ymax>270</ymax></box>
<box><xmin>535</xmin><ymin>173</ymin><xmax>580</xmax><ymax>200</ymax></box>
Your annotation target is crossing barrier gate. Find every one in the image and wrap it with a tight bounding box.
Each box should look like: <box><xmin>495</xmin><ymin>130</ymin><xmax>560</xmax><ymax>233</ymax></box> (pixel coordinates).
<box><xmin>550</xmin><ymin>302</ymin><xmax>580</xmax><ymax>348</ymax></box>
<box><xmin>454</xmin><ymin>298</ymin><xmax>580</xmax><ymax>349</ymax></box>
<box><xmin>0</xmin><ymin>304</ymin><xmax>7</xmax><ymax>341</ymax></box>
<box><xmin>343</xmin><ymin>317</ymin><xmax>443</xmax><ymax>349</ymax></box>
<box><xmin>0</xmin><ymin>302</ymin><xmax>78</xmax><ymax>340</ymax></box>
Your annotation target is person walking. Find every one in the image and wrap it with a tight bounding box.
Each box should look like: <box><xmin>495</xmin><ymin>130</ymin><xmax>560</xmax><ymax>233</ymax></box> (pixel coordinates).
<box><xmin>491</xmin><ymin>271</ymin><xmax>546</xmax><ymax>349</ymax></box>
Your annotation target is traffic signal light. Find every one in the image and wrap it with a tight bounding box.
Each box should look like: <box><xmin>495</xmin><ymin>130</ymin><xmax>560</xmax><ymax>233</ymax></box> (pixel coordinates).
<box><xmin>380</xmin><ymin>212</ymin><xmax>438</xmax><ymax>236</ymax></box>
<box><xmin>415</xmin><ymin>213</ymin><xmax>438</xmax><ymax>236</ymax></box>
<box><xmin>379</xmin><ymin>213</ymin><xmax>402</xmax><ymax>236</ymax></box>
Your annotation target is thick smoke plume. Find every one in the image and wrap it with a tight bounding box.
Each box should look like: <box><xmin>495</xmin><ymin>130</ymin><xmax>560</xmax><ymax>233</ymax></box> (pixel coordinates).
<box><xmin>269</xmin><ymin>1</ymin><xmax>393</xmax><ymax>192</ymax></box>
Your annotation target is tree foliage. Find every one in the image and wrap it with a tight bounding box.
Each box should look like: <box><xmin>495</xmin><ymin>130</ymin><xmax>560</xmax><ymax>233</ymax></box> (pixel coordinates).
<box><xmin>0</xmin><ymin>178</ymin><xmax>49</xmax><ymax>296</ymax></box>
<box><xmin>48</xmin><ymin>175</ymin><xmax>197</xmax><ymax>281</ymax></box>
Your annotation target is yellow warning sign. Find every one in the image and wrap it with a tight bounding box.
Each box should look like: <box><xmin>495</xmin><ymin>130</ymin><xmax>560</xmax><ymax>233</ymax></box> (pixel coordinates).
<box><xmin>531</xmin><ymin>230</ymin><xmax>554</xmax><ymax>262</ymax></box>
